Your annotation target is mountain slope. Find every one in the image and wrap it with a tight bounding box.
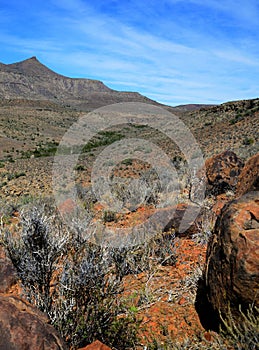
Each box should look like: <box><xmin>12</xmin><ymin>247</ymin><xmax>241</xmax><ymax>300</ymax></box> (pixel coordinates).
<box><xmin>0</xmin><ymin>57</ymin><xmax>161</xmax><ymax>110</ymax></box>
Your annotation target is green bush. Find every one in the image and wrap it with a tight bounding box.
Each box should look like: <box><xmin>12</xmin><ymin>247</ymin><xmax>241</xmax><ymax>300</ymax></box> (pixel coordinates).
<box><xmin>102</xmin><ymin>209</ymin><xmax>117</xmax><ymax>222</ymax></box>
<box><xmin>82</xmin><ymin>130</ymin><xmax>125</xmax><ymax>152</ymax></box>
<box><xmin>243</xmin><ymin>137</ymin><xmax>254</xmax><ymax>145</ymax></box>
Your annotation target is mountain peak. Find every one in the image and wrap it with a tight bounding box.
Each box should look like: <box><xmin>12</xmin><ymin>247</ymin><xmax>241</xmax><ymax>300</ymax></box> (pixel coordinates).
<box><xmin>6</xmin><ymin>56</ymin><xmax>60</xmax><ymax>77</ymax></box>
<box><xmin>26</xmin><ymin>56</ymin><xmax>39</xmax><ymax>62</ymax></box>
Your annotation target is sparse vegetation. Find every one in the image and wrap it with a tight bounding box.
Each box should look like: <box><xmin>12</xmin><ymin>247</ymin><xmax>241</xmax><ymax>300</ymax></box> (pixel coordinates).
<box><xmin>0</xmin><ymin>70</ymin><xmax>258</xmax><ymax>349</ymax></box>
<box><xmin>220</xmin><ymin>305</ymin><xmax>259</xmax><ymax>350</ymax></box>
<box><xmin>102</xmin><ymin>209</ymin><xmax>117</xmax><ymax>223</ymax></box>
<box><xmin>21</xmin><ymin>141</ymin><xmax>59</xmax><ymax>158</ymax></box>
<box><xmin>243</xmin><ymin>137</ymin><xmax>254</xmax><ymax>145</ymax></box>
<box><xmin>145</xmin><ymin>304</ymin><xmax>259</xmax><ymax>349</ymax></box>
<box><xmin>1</xmin><ymin>200</ymin><xmax>178</xmax><ymax>349</ymax></box>
<box><xmin>82</xmin><ymin>130</ymin><xmax>125</xmax><ymax>153</ymax></box>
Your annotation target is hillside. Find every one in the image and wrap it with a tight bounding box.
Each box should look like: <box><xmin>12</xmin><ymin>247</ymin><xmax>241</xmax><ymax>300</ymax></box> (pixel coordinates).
<box><xmin>0</xmin><ymin>58</ymin><xmax>258</xmax><ymax>350</ymax></box>
<box><xmin>0</xmin><ymin>96</ymin><xmax>258</xmax><ymax>200</ymax></box>
<box><xmin>0</xmin><ymin>57</ymin><xmax>162</xmax><ymax>110</ymax></box>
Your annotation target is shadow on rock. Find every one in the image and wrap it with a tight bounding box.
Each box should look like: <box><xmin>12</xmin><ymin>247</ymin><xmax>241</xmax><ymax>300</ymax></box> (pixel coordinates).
<box><xmin>195</xmin><ymin>277</ymin><xmax>220</xmax><ymax>332</ymax></box>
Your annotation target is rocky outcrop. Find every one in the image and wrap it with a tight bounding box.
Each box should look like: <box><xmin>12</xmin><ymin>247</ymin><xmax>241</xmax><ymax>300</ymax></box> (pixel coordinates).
<box><xmin>204</xmin><ymin>191</ymin><xmax>259</xmax><ymax>321</ymax></box>
<box><xmin>0</xmin><ymin>246</ymin><xmax>17</xmax><ymax>293</ymax></box>
<box><xmin>236</xmin><ymin>153</ymin><xmax>259</xmax><ymax>196</ymax></box>
<box><xmin>0</xmin><ymin>294</ymin><xmax>67</xmax><ymax>350</ymax></box>
<box><xmin>205</xmin><ymin>150</ymin><xmax>244</xmax><ymax>195</ymax></box>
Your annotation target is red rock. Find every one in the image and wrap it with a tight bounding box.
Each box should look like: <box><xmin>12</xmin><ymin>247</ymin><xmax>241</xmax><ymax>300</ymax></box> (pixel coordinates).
<box><xmin>204</xmin><ymin>332</ymin><xmax>212</xmax><ymax>341</ymax></box>
<box><xmin>0</xmin><ymin>246</ymin><xmax>17</xmax><ymax>293</ymax></box>
<box><xmin>236</xmin><ymin>153</ymin><xmax>259</xmax><ymax>196</ymax></box>
<box><xmin>212</xmin><ymin>194</ymin><xmax>231</xmax><ymax>216</ymax></box>
<box><xmin>205</xmin><ymin>191</ymin><xmax>259</xmax><ymax>321</ymax></box>
<box><xmin>58</xmin><ymin>198</ymin><xmax>77</xmax><ymax>215</ymax></box>
<box><xmin>178</xmin><ymin>297</ymin><xmax>186</xmax><ymax>305</ymax></box>
<box><xmin>78</xmin><ymin>340</ymin><xmax>112</xmax><ymax>350</ymax></box>
<box><xmin>0</xmin><ymin>294</ymin><xmax>67</xmax><ymax>349</ymax></box>
<box><xmin>205</xmin><ymin>150</ymin><xmax>244</xmax><ymax>195</ymax></box>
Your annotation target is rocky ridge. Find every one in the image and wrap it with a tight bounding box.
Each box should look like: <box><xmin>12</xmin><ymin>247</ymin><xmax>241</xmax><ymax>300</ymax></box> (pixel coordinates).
<box><xmin>0</xmin><ymin>57</ymin><xmax>162</xmax><ymax>111</ymax></box>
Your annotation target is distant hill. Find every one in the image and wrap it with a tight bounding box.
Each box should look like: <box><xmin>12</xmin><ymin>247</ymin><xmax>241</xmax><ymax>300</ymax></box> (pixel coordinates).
<box><xmin>173</xmin><ymin>103</ymin><xmax>216</xmax><ymax>112</ymax></box>
<box><xmin>0</xmin><ymin>57</ymin><xmax>164</xmax><ymax>111</ymax></box>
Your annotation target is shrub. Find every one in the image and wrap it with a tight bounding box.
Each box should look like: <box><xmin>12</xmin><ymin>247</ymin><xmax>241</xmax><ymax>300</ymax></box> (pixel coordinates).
<box><xmin>1</xmin><ymin>198</ymin><xmax>179</xmax><ymax>349</ymax></box>
<box><xmin>74</xmin><ymin>164</ymin><xmax>85</xmax><ymax>171</ymax></box>
<box><xmin>102</xmin><ymin>209</ymin><xmax>117</xmax><ymax>223</ymax></box>
<box><xmin>6</xmin><ymin>172</ymin><xmax>26</xmax><ymax>181</ymax></box>
<box><xmin>220</xmin><ymin>304</ymin><xmax>259</xmax><ymax>350</ymax></box>
<box><xmin>1</xmin><ymin>201</ymin><xmax>142</xmax><ymax>349</ymax></box>
<box><xmin>243</xmin><ymin>137</ymin><xmax>254</xmax><ymax>145</ymax></box>
<box><xmin>2</xmin><ymin>204</ymin><xmax>68</xmax><ymax>314</ymax></box>
<box><xmin>82</xmin><ymin>130</ymin><xmax>125</xmax><ymax>152</ymax></box>
<box><xmin>52</xmin><ymin>242</ymin><xmax>141</xmax><ymax>349</ymax></box>
<box><xmin>111</xmin><ymin>231</ymin><xmax>177</xmax><ymax>278</ymax></box>
<box><xmin>108</xmin><ymin>170</ymin><xmax>161</xmax><ymax>211</ymax></box>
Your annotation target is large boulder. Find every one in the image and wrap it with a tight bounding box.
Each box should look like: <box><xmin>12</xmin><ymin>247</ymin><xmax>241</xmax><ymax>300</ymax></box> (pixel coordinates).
<box><xmin>236</xmin><ymin>153</ymin><xmax>259</xmax><ymax>196</ymax></box>
<box><xmin>0</xmin><ymin>246</ymin><xmax>17</xmax><ymax>293</ymax></box>
<box><xmin>0</xmin><ymin>294</ymin><xmax>67</xmax><ymax>350</ymax></box>
<box><xmin>205</xmin><ymin>150</ymin><xmax>244</xmax><ymax>195</ymax></box>
<box><xmin>204</xmin><ymin>191</ymin><xmax>259</xmax><ymax>321</ymax></box>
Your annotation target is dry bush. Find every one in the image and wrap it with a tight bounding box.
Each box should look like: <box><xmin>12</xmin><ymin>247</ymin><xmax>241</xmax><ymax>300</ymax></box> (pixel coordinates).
<box><xmin>220</xmin><ymin>304</ymin><xmax>259</xmax><ymax>350</ymax></box>
<box><xmin>51</xmin><ymin>241</ymin><xmax>140</xmax><ymax>349</ymax></box>
<box><xmin>1</xmin><ymin>199</ymin><xmax>178</xmax><ymax>349</ymax></box>
<box><xmin>2</xmin><ymin>203</ymin><xmax>68</xmax><ymax>314</ymax></box>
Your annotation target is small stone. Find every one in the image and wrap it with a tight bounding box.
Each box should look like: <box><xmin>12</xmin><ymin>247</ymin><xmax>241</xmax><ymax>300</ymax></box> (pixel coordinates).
<box><xmin>78</xmin><ymin>340</ymin><xmax>112</xmax><ymax>350</ymax></box>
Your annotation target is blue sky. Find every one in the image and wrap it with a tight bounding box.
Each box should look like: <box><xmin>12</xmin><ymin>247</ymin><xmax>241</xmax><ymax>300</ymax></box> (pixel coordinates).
<box><xmin>0</xmin><ymin>0</ymin><xmax>258</xmax><ymax>106</ymax></box>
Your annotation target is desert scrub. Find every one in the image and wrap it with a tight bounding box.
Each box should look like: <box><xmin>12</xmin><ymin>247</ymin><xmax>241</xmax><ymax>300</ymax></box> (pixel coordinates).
<box><xmin>5</xmin><ymin>171</ymin><xmax>26</xmax><ymax>181</ymax></box>
<box><xmin>145</xmin><ymin>334</ymin><xmax>228</xmax><ymax>349</ymax></box>
<box><xmin>1</xmin><ymin>200</ymin><xmax>142</xmax><ymax>349</ymax></box>
<box><xmin>111</xmin><ymin>230</ymin><xmax>177</xmax><ymax>279</ymax></box>
<box><xmin>102</xmin><ymin>209</ymin><xmax>117</xmax><ymax>223</ymax></box>
<box><xmin>220</xmin><ymin>304</ymin><xmax>259</xmax><ymax>350</ymax></box>
<box><xmin>2</xmin><ymin>203</ymin><xmax>69</xmax><ymax>314</ymax></box>
<box><xmin>1</xmin><ymin>199</ymin><xmax>179</xmax><ymax>349</ymax></box>
<box><xmin>192</xmin><ymin>205</ymin><xmax>216</xmax><ymax>245</ymax></box>
<box><xmin>21</xmin><ymin>141</ymin><xmax>59</xmax><ymax>158</ymax></box>
<box><xmin>243</xmin><ymin>137</ymin><xmax>254</xmax><ymax>145</ymax></box>
<box><xmin>82</xmin><ymin>130</ymin><xmax>125</xmax><ymax>152</ymax></box>
<box><xmin>52</xmin><ymin>242</ymin><xmax>141</xmax><ymax>349</ymax></box>
<box><xmin>105</xmin><ymin>168</ymin><xmax>161</xmax><ymax>211</ymax></box>
<box><xmin>0</xmin><ymin>199</ymin><xmax>18</xmax><ymax>225</ymax></box>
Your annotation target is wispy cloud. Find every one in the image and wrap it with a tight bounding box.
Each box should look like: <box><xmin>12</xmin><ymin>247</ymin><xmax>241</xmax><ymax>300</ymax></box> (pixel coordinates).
<box><xmin>0</xmin><ymin>0</ymin><xmax>258</xmax><ymax>105</ymax></box>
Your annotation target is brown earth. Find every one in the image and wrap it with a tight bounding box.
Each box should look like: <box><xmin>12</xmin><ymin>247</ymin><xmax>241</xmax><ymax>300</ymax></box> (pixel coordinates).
<box><xmin>122</xmin><ymin>237</ymin><xmax>207</xmax><ymax>345</ymax></box>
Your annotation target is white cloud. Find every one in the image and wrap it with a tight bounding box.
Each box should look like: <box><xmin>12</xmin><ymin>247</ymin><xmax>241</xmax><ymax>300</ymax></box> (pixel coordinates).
<box><xmin>1</xmin><ymin>0</ymin><xmax>258</xmax><ymax>105</ymax></box>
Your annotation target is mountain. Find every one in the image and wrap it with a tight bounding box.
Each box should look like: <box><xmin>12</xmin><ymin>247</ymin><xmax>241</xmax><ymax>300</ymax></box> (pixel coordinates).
<box><xmin>0</xmin><ymin>57</ymin><xmax>162</xmax><ymax>110</ymax></box>
<box><xmin>173</xmin><ymin>103</ymin><xmax>216</xmax><ymax>112</ymax></box>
